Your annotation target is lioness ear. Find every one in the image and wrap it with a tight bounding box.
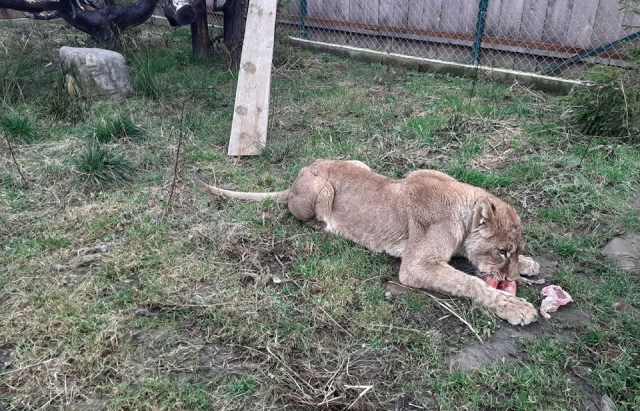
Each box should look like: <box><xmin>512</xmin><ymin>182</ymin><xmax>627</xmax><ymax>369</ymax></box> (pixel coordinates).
<box><xmin>474</xmin><ymin>198</ymin><xmax>496</xmax><ymax>226</ymax></box>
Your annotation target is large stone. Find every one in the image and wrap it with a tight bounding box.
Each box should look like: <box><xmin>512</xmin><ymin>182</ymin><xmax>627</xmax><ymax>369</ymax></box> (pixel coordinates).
<box><xmin>59</xmin><ymin>46</ymin><xmax>133</xmax><ymax>100</ymax></box>
<box><xmin>601</xmin><ymin>233</ymin><xmax>640</xmax><ymax>272</ymax></box>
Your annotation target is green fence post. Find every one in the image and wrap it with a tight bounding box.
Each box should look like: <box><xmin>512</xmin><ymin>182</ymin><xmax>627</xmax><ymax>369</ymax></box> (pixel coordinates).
<box><xmin>300</xmin><ymin>0</ymin><xmax>307</xmax><ymax>39</ymax></box>
<box><xmin>471</xmin><ymin>0</ymin><xmax>489</xmax><ymax>65</ymax></box>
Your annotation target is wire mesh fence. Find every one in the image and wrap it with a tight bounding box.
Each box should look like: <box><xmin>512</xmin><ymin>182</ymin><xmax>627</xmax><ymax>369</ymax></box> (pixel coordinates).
<box><xmin>269</xmin><ymin>0</ymin><xmax>640</xmax><ymax>79</ymax></box>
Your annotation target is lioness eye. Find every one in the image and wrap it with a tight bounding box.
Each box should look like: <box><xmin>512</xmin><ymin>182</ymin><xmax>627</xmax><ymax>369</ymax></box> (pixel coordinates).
<box><xmin>499</xmin><ymin>249</ymin><xmax>510</xmax><ymax>258</ymax></box>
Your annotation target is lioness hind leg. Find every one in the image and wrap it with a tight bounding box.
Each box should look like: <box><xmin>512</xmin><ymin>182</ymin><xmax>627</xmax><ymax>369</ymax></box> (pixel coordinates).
<box><xmin>518</xmin><ymin>255</ymin><xmax>540</xmax><ymax>277</ymax></box>
<box><xmin>287</xmin><ymin>169</ymin><xmax>336</xmax><ymax>229</ymax></box>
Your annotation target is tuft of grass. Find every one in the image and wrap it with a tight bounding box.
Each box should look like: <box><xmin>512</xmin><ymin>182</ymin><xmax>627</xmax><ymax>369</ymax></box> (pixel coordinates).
<box><xmin>72</xmin><ymin>141</ymin><xmax>136</xmax><ymax>186</ymax></box>
<box><xmin>38</xmin><ymin>78</ymin><xmax>90</xmax><ymax>124</ymax></box>
<box><xmin>1</xmin><ymin>111</ymin><xmax>36</xmax><ymax>143</ymax></box>
<box><xmin>260</xmin><ymin>140</ymin><xmax>298</xmax><ymax>163</ymax></box>
<box><xmin>225</xmin><ymin>375</ymin><xmax>257</xmax><ymax>396</ymax></box>
<box><xmin>90</xmin><ymin>113</ymin><xmax>145</xmax><ymax>143</ymax></box>
<box><xmin>132</xmin><ymin>59</ymin><xmax>161</xmax><ymax>99</ymax></box>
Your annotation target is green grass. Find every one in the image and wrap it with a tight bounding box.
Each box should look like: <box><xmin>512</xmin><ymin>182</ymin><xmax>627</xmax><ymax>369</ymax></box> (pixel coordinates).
<box><xmin>1</xmin><ymin>21</ymin><xmax>639</xmax><ymax>411</ymax></box>
<box><xmin>90</xmin><ymin>111</ymin><xmax>145</xmax><ymax>143</ymax></box>
<box><xmin>72</xmin><ymin>141</ymin><xmax>137</xmax><ymax>186</ymax></box>
<box><xmin>1</xmin><ymin>111</ymin><xmax>36</xmax><ymax>143</ymax></box>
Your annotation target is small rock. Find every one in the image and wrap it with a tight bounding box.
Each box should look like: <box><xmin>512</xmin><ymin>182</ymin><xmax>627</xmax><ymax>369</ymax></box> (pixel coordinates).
<box><xmin>135</xmin><ymin>308</ymin><xmax>149</xmax><ymax>317</ymax></box>
<box><xmin>178</xmin><ymin>320</ymin><xmax>194</xmax><ymax>329</ymax></box>
<box><xmin>600</xmin><ymin>394</ymin><xmax>616</xmax><ymax>411</ymax></box>
<box><xmin>75</xmin><ymin>254</ymin><xmax>102</xmax><ymax>268</ymax></box>
<box><xmin>54</xmin><ymin>264</ymin><xmax>65</xmax><ymax>272</ymax></box>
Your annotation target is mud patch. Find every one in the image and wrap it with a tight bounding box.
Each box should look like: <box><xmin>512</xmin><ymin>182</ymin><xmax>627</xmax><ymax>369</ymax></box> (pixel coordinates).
<box><xmin>448</xmin><ymin>304</ymin><xmax>590</xmax><ymax>371</ymax></box>
<box><xmin>446</xmin><ymin>308</ymin><xmax>594</xmax><ymax>411</ymax></box>
<box><xmin>600</xmin><ymin>233</ymin><xmax>640</xmax><ymax>272</ymax></box>
<box><xmin>0</xmin><ymin>345</ymin><xmax>13</xmax><ymax>372</ymax></box>
<box><xmin>448</xmin><ymin>326</ymin><xmax>531</xmax><ymax>370</ymax></box>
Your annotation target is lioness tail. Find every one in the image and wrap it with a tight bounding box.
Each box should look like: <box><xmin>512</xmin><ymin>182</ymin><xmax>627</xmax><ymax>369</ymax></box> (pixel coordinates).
<box><xmin>193</xmin><ymin>169</ymin><xmax>289</xmax><ymax>204</ymax></box>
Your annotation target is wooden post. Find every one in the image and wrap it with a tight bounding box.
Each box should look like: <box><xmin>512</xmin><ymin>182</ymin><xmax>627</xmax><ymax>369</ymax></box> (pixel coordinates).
<box><xmin>227</xmin><ymin>0</ymin><xmax>278</xmax><ymax>156</ymax></box>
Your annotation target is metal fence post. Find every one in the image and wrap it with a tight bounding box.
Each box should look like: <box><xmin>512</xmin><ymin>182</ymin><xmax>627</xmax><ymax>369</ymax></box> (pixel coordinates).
<box><xmin>471</xmin><ymin>0</ymin><xmax>489</xmax><ymax>66</ymax></box>
<box><xmin>300</xmin><ymin>0</ymin><xmax>307</xmax><ymax>39</ymax></box>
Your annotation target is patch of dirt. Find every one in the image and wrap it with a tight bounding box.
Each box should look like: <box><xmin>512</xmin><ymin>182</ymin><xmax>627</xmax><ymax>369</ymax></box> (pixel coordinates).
<box><xmin>447</xmin><ymin>305</ymin><xmax>602</xmax><ymax>410</ymax></box>
<box><xmin>601</xmin><ymin>233</ymin><xmax>640</xmax><ymax>272</ymax></box>
<box><xmin>448</xmin><ymin>304</ymin><xmax>590</xmax><ymax>370</ymax></box>
<box><xmin>223</xmin><ymin>237</ymin><xmax>297</xmax><ymax>278</ymax></box>
<box><xmin>0</xmin><ymin>345</ymin><xmax>13</xmax><ymax>373</ymax></box>
<box><xmin>626</xmin><ymin>190</ymin><xmax>640</xmax><ymax>211</ymax></box>
<box><xmin>127</xmin><ymin>330</ymin><xmax>260</xmax><ymax>381</ymax></box>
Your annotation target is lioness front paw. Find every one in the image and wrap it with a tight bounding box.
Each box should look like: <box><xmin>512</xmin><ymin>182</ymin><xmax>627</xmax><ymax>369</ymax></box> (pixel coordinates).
<box><xmin>493</xmin><ymin>292</ymin><xmax>538</xmax><ymax>326</ymax></box>
<box><xmin>518</xmin><ymin>255</ymin><xmax>540</xmax><ymax>277</ymax></box>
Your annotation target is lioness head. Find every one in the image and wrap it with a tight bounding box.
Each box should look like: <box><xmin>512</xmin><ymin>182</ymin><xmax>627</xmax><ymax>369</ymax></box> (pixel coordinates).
<box><xmin>465</xmin><ymin>197</ymin><xmax>524</xmax><ymax>281</ymax></box>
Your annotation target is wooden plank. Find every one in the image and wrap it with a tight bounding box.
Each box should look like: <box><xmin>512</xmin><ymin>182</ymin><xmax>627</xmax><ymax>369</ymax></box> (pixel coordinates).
<box><xmin>519</xmin><ymin>0</ymin><xmax>548</xmax><ymax>42</ymax></box>
<box><xmin>542</xmin><ymin>0</ymin><xmax>574</xmax><ymax>44</ymax></box>
<box><xmin>307</xmin><ymin>0</ymin><xmax>322</xmax><ymax>19</ymax></box>
<box><xmin>324</xmin><ymin>0</ymin><xmax>348</xmax><ymax>21</ymax></box>
<box><xmin>459</xmin><ymin>0</ymin><xmax>478</xmax><ymax>35</ymax></box>
<box><xmin>485</xmin><ymin>0</ymin><xmax>504</xmax><ymax>37</ymax></box>
<box><xmin>591</xmin><ymin>0</ymin><xmax>624</xmax><ymax>45</ymax></box>
<box><xmin>408</xmin><ymin>0</ymin><xmax>444</xmax><ymax>32</ymax></box>
<box><xmin>350</xmin><ymin>0</ymin><xmax>378</xmax><ymax>24</ymax></box>
<box><xmin>228</xmin><ymin>0</ymin><xmax>278</xmax><ymax>156</ymax></box>
<box><xmin>499</xmin><ymin>0</ymin><xmax>526</xmax><ymax>39</ymax></box>
<box><xmin>378</xmin><ymin>0</ymin><xmax>394</xmax><ymax>26</ymax></box>
<box><xmin>379</xmin><ymin>0</ymin><xmax>408</xmax><ymax>27</ymax></box>
<box><xmin>440</xmin><ymin>0</ymin><xmax>465</xmax><ymax>34</ymax></box>
<box><xmin>566</xmin><ymin>0</ymin><xmax>600</xmax><ymax>48</ymax></box>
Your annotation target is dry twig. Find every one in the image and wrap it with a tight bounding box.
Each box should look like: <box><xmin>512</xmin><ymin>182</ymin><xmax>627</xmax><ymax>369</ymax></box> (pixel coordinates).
<box><xmin>166</xmin><ymin>100</ymin><xmax>187</xmax><ymax>216</ymax></box>
<box><xmin>2</xmin><ymin>127</ymin><xmax>29</xmax><ymax>188</ymax></box>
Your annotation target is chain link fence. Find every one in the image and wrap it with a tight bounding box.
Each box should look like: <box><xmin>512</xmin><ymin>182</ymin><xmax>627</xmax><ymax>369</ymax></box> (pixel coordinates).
<box><xmin>267</xmin><ymin>0</ymin><xmax>640</xmax><ymax>79</ymax></box>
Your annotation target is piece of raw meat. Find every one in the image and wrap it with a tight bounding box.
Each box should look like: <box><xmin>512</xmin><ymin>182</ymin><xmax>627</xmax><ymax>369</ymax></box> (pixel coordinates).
<box><xmin>481</xmin><ymin>275</ymin><xmax>517</xmax><ymax>296</ymax></box>
<box><xmin>540</xmin><ymin>285</ymin><xmax>573</xmax><ymax>319</ymax></box>
<box><xmin>480</xmin><ymin>274</ymin><xmax>499</xmax><ymax>288</ymax></box>
<box><xmin>497</xmin><ymin>280</ymin><xmax>518</xmax><ymax>295</ymax></box>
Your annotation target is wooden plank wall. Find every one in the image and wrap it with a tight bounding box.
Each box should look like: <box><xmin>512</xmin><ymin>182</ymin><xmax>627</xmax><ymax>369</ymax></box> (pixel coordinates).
<box><xmin>281</xmin><ymin>0</ymin><xmax>639</xmax><ymax>61</ymax></box>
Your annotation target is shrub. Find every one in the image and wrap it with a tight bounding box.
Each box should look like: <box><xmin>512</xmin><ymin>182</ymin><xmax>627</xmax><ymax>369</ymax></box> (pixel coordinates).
<box><xmin>569</xmin><ymin>63</ymin><xmax>640</xmax><ymax>140</ymax></box>
<box><xmin>570</xmin><ymin>0</ymin><xmax>640</xmax><ymax>141</ymax></box>
<box><xmin>1</xmin><ymin>111</ymin><xmax>36</xmax><ymax>143</ymax></box>
<box><xmin>72</xmin><ymin>141</ymin><xmax>136</xmax><ymax>186</ymax></box>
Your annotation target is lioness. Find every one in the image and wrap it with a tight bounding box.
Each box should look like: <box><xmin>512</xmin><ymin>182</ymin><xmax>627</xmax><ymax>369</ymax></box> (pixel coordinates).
<box><xmin>194</xmin><ymin>159</ymin><xmax>540</xmax><ymax>325</ymax></box>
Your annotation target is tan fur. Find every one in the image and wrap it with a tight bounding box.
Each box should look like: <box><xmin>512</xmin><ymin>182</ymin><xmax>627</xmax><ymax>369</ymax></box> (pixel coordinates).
<box><xmin>194</xmin><ymin>159</ymin><xmax>540</xmax><ymax>325</ymax></box>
